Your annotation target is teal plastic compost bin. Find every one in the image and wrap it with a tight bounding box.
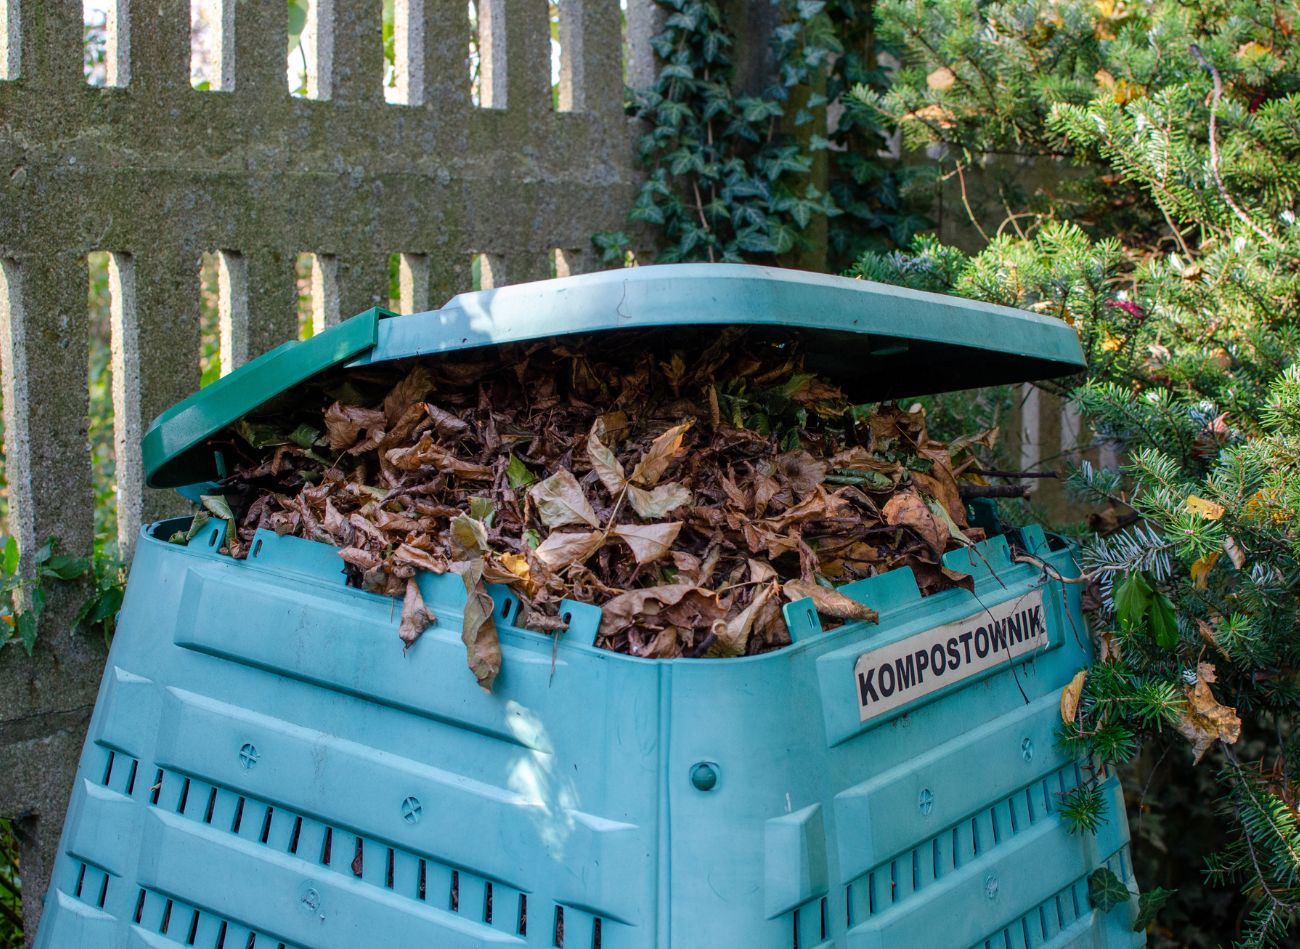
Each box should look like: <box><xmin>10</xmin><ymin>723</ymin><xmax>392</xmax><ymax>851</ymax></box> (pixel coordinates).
<box><xmin>36</xmin><ymin>264</ymin><xmax>1143</xmax><ymax>949</ymax></box>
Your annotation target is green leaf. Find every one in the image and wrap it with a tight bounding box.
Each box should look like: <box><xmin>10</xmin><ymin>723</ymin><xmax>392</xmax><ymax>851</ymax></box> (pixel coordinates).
<box><xmin>42</xmin><ymin>553</ymin><xmax>91</xmax><ymax>581</ymax></box>
<box><xmin>16</xmin><ymin>610</ymin><xmax>37</xmax><ymax>656</ymax></box>
<box><xmin>33</xmin><ymin>538</ymin><xmax>54</xmax><ymax>565</ymax></box>
<box><xmin>1087</xmin><ymin>867</ymin><xmax>1131</xmax><ymax>912</ymax></box>
<box><xmin>87</xmin><ymin>585</ymin><xmax>124</xmax><ymax>625</ymax></box>
<box><xmin>288</xmin><ymin>424</ymin><xmax>320</xmax><ymax>449</ymax></box>
<box><xmin>507</xmin><ymin>454</ymin><xmax>537</xmax><ymax>489</ymax></box>
<box><xmin>468</xmin><ymin>496</ymin><xmax>497</xmax><ymax>527</ymax></box>
<box><xmin>2</xmin><ymin>536</ymin><xmax>18</xmax><ymax>575</ymax></box>
<box><xmin>1113</xmin><ymin>572</ymin><xmax>1151</xmax><ymax>631</ymax></box>
<box><xmin>1149</xmin><ymin>591</ymin><xmax>1179</xmax><ymax>650</ymax></box>
<box><xmin>1133</xmin><ymin>886</ymin><xmax>1175</xmax><ymax>932</ymax></box>
<box><xmin>200</xmin><ymin>496</ymin><xmax>237</xmax><ymax>547</ymax></box>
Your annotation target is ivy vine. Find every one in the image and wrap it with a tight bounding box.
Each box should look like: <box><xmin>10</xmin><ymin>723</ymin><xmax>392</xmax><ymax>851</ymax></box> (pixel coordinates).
<box><xmin>596</xmin><ymin>0</ymin><xmax>931</xmax><ymax>270</ymax></box>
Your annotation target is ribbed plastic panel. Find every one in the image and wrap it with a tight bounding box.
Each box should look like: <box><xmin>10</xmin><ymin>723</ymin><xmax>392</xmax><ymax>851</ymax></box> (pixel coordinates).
<box><xmin>36</xmin><ymin>519</ymin><xmax>1143</xmax><ymax>948</ymax></box>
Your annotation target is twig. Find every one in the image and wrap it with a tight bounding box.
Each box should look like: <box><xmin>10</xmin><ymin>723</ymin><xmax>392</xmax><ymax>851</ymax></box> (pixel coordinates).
<box><xmin>959</xmin><ymin>484</ymin><xmax>1030</xmax><ymax>499</ymax></box>
<box><xmin>955</xmin><ymin>161</ymin><xmax>991</xmax><ymax>243</ymax></box>
<box><xmin>1190</xmin><ymin>45</ymin><xmax>1278</xmax><ymax>246</ymax></box>
<box><xmin>970</xmin><ymin>467</ymin><xmax>1060</xmax><ymax>479</ymax></box>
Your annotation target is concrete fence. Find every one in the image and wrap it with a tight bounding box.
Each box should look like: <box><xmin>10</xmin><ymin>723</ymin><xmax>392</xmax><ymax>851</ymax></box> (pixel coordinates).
<box><xmin>0</xmin><ymin>0</ymin><xmax>658</xmax><ymax>934</ymax></box>
<box><xmin>0</xmin><ymin>1</ymin><xmax>1089</xmax><ymax>938</ymax></box>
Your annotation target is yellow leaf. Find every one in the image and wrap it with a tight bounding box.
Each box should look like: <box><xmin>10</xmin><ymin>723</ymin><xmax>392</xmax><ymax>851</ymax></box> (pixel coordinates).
<box><xmin>1186</xmin><ymin>495</ymin><xmax>1225</xmax><ymax>520</ymax></box>
<box><xmin>1190</xmin><ymin>551</ymin><xmax>1219</xmax><ymax>589</ymax></box>
<box><xmin>500</xmin><ymin>551</ymin><xmax>530</xmax><ymax>581</ymax></box>
<box><xmin>1094</xmin><ymin>68</ymin><xmax>1116</xmax><ymax>89</ymax></box>
<box><xmin>1060</xmin><ymin>669</ymin><xmax>1087</xmax><ymax>723</ymax></box>
<box><xmin>1237</xmin><ymin>41</ymin><xmax>1272</xmax><ymax>58</ymax></box>
<box><xmin>926</xmin><ymin>67</ymin><xmax>956</xmax><ymax>92</ymax></box>
<box><xmin>1100</xmin><ymin>332</ymin><xmax>1123</xmax><ymax>352</ymax></box>
<box><xmin>1112</xmin><ymin>78</ymin><xmax>1139</xmax><ymax>106</ymax></box>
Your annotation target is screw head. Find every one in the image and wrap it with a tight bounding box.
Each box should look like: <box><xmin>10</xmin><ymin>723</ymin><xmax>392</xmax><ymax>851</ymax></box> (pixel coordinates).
<box><xmin>401</xmin><ymin>796</ymin><xmax>423</xmax><ymax>824</ymax></box>
<box><xmin>1021</xmin><ymin>737</ymin><xmax>1035</xmax><ymax>762</ymax></box>
<box><xmin>690</xmin><ymin>762</ymin><xmax>719</xmax><ymax>792</ymax></box>
<box><xmin>239</xmin><ymin>743</ymin><xmax>259</xmax><ymax>769</ymax></box>
<box><xmin>918</xmin><ymin>788</ymin><xmax>934</xmax><ymax>816</ymax></box>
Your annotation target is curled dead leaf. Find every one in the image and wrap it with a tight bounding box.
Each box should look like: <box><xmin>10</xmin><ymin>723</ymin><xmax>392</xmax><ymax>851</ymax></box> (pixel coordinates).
<box><xmin>883</xmin><ymin>490</ymin><xmax>949</xmax><ymax>555</ymax></box>
<box><xmin>399</xmin><ymin>578</ymin><xmax>435</xmax><ymax>649</ymax></box>
<box><xmin>1060</xmin><ymin>669</ymin><xmax>1087</xmax><ymax>723</ymax></box>
<box><xmin>629</xmin><ymin>422</ymin><xmax>691</xmax><ymax>487</ymax></box>
<box><xmin>783</xmin><ymin>579</ymin><xmax>878</xmax><ymax>623</ymax></box>
<box><xmin>450</xmin><ymin>558</ymin><xmax>502</xmax><ymax>692</ymax></box>
<box><xmin>1175</xmin><ymin>662</ymin><xmax>1242</xmax><ymax>764</ymax></box>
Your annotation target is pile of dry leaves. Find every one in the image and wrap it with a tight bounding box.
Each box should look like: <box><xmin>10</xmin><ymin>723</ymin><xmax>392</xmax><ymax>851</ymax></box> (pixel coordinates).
<box><xmin>203</xmin><ymin>329</ymin><xmax>993</xmax><ymax>690</ymax></box>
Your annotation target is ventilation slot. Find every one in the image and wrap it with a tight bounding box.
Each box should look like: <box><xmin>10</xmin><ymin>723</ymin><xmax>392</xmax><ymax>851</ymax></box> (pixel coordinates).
<box><xmin>143</xmin><ymin>764</ymin><xmax>554</xmax><ymax>937</ymax></box>
<box><xmin>130</xmin><ymin>886</ymin><xmax>300</xmax><ymax>948</ymax></box>
<box><xmin>847</xmin><ymin>762</ymin><xmax>1084</xmax><ymax>915</ymax></box>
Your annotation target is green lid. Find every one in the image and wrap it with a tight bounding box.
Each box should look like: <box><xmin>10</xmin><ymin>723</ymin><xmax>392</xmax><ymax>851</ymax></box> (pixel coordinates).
<box><xmin>142</xmin><ymin>308</ymin><xmax>386</xmax><ymax>488</ymax></box>
<box><xmin>143</xmin><ymin>265</ymin><xmax>1084</xmax><ymax>489</ymax></box>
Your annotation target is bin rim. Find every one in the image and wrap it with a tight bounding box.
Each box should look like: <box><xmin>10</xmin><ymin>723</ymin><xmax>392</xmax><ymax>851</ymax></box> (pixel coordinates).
<box><xmin>142</xmin><ymin>263</ymin><xmax>1084</xmax><ymax>488</ymax></box>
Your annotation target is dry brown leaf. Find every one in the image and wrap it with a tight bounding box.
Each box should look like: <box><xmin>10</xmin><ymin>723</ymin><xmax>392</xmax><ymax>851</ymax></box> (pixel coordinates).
<box><xmin>600</xmin><ymin>584</ymin><xmax>713</xmax><ymax>637</ymax></box>
<box><xmin>535</xmin><ymin>530</ymin><xmax>605</xmax><ymax>570</ymax></box>
<box><xmin>926</xmin><ymin>66</ymin><xmax>956</xmax><ymax>91</ymax></box>
<box><xmin>1060</xmin><ymin>668</ymin><xmax>1087</xmax><ymax>723</ymax></box>
<box><xmin>587</xmin><ymin>425</ymin><xmax>627</xmax><ymax>496</ymax></box>
<box><xmin>1223</xmin><ymin>536</ymin><xmax>1247</xmax><ymax>569</ymax></box>
<box><xmin>883</xmin><ymin>491</ymin><xmax>949</xmax><ymax>555</ymax></box>
<box><xmin>383</xmin><ymin>366</ymin><xmax>434</xmax><ymax>425</ymax></box>
<box><xmin>393</xmin><ymin>543</ymin><xmax>448</xmax><ymax>574</ymax></box>
<box><xmin>529</xmin><ymin>470</ymin><xmax>600</xmax><ymax>528</ymax></box>
<box><xmin>449</xmin><ymin>513</ymin><xmax>489</xmax><ymax>557</ymax></box>
<box><xmin>399</xmin><ymin>578</ymin><xmax>435</xmax><ymax>649</ymax></box>
<box><xmin>324</xmin><ymin>402</ymin><xmax>385</xmax><ymax>452</ymax></box>
<box><xmin>626</xmin><ymin>482</ymin><xmax>691</xmax><ymax>519</ymax></box>
<box><xmin>629</xmin><ymin>422</ymin><xmax>692</xmax><ymax>487</ymax></box>
<box><xmin>450</xmin><ymin>558</ymin><xmax>502</xmax><ymax>692</ymax></box>
<box><xmin>1098</xmin><ymin>630</ymin><xmax>1121</xmax><ymax>662</ymax></box>
<box><xmin>612</xmin><ymin>522</ymin><xmax>683</xmax><ymax>565</ymax></box>
<box><xmin>1176</xmin><ymin>662</ymin><xmax>1242</xmax><ymax>764</ymax></box>
<box><xmin>707</xmin><ymin>581</ymin><xmax>779</xmax><ymax>657</ymax></box>
<box><xmin>782</xmin><ymin>579</ymin><xmax>878</xmax><ymax>623</ymax></box>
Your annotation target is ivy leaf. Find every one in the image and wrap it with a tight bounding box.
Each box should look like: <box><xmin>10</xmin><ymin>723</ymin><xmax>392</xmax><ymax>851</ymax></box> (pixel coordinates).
<box><xmin>2</xmin><ymin>536</ymin><xmax>18</xmax><ymax>575</ymax></box>
<box><xmin>1133</xmin><ymin>886</ymin><xmax>1176</xmax><ymax>932</ymax></box>
<box><xmin>1087</xmin><ymin>867</ymin><xmax>1131</xmax><ymax>912</ymax></box>
<box><xmin>797</xmin><ymin>0</ymin><xmax>826</xmax><ymax>20</ymax></box>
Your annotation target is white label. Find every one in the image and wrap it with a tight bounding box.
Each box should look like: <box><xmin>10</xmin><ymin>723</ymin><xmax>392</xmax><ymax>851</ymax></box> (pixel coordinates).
<box><xmin>854</xmin><ymin>589</ymin><xmax>1047</xmax><ymax>722</ymax></box>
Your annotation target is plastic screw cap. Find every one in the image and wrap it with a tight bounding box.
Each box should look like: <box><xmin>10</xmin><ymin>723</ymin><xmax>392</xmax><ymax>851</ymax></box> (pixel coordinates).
<box><xmin>690</xmin><ymin>762</ymin><xmax>719</xmax><ymax>791</ymax></box>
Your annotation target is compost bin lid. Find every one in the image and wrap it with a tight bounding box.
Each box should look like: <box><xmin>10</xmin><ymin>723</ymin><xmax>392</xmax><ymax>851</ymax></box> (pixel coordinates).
<box><xmin>141</xmin><ymin>263</ymin><xmax>1084</xmax><ymax>489</ymax></box>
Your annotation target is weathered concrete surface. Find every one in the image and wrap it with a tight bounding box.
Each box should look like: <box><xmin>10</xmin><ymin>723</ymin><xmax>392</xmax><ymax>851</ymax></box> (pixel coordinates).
<box><xmin>0</xmin><ymin>0</ymin><xmax>644</xmax><ymax>937</ymax></box>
